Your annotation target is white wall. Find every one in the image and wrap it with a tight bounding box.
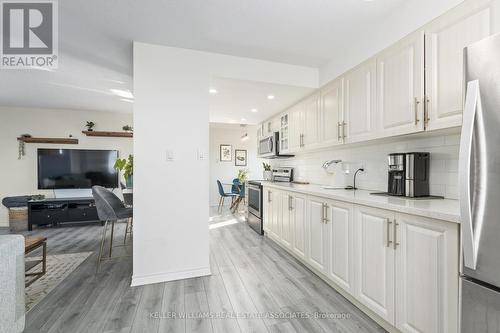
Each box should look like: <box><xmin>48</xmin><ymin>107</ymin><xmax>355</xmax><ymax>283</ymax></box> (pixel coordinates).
<box><xmin>132</xmin><ymin>42</ymin><xmax>318</xmax><ymax>286</ymax></box>
<box><xmin>209</xmin><ymin>123</ymin><xmax>261</xmax><ymax>206</ymax></box>
<box><xmin>271</xmin><ymin>131</ymin><xmax>460</xmax><ymax>199</ymax></box>
<box><xmin>319</xmin><ymin>0</ymin><xmax>465</xmax><ymax>84</ymax></box>
<box><xmin>0</xmin><ymin>107</ymin><xmax>133</xmax><ymax>227</ymax></box>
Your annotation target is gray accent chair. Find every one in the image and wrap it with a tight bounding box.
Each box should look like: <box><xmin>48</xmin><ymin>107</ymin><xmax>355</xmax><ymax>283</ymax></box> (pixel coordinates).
<box><xmin>0</xmin><ymin>235</ymin><xmax>25</xmax><ymax>333</ymax></box>
<box><xmin>92</xmin><ymin>186</ymin><xmax>133</xmax><ymax>273</ymax></box>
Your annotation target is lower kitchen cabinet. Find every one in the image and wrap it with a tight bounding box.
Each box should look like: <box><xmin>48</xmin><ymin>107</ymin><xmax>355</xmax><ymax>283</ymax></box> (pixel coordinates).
<box><xmin>262</xmin><ymin>187</ymin><xmax>459</xmax><ymax>332</ymax></box>
<box><xmin>354</xmin><ymin>205</ymin><xmax>396</xmax><ymax>324</ymax></box>
<box><xmin>290</xmin><ymin>193</ymin><xmax>307</xmax><ymax>260</ymax></box>
<box><xmin>326</xmin><ymin>200</ymin><xmax>354</xmax><ymax>295</ymax></box>
<box><xmin>395</xmin><ymin>213</ymin><xmax>459</xmax><ymax>333</ymax></box>
<box><xmin>307</xmin><ymin>196</ymin><xmax>328</xmax><ymax>274</ymax></box>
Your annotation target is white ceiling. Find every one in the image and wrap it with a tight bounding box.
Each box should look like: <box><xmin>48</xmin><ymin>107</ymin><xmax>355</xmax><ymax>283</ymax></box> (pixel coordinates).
<box><xmin>0</xmin><ymin>0</ymin><xmax>410</xmax><ymax>118</ymax></box>
<box><xmin>209</xmin><ymin>78</ymin><xmax>314</xmax><ymax>124</ymax></box>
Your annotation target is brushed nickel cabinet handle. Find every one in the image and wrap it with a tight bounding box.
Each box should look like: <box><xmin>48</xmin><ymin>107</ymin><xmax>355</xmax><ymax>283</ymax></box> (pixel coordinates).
<box><xmin>414</xmin><ymin>97</ymin><xmax>420</xmax><ymax>125</ymax></box>
<box><xmin>425</xmin><ymin>96</ymin><xmax>431</xmax><ymax>126</ymax></box>
<box><xmin>342</xmin><ymin>121</ymin><xmax>347</xmax><ymax>139</ymax></box>
<box><xmin>393</xmin><ymin>220</ymin><xmax>400</xmax><ymax>249</ymax></box>
<box><xmin>268</xmin><ymin>191</ymin><xmax>272</xmax><ymax>203</ymax></box>
<box><xmin>321</xmin><ymin>203</ymin><xmax>325</xmax><ymax>223</ymax></box>
<box><xmin>337</xmin><ymin>122</ymin><xmax>341</xmax><ymax>141</ymax></box>
<box><xmin>386</xmin><ymin>218</ymin><xmax>392</xmax><ymax>247</ymax></box>
<box><xmin>324</xmin><ymin>203</ymin><xmax>329</xmax><ymax>224</ymax></box>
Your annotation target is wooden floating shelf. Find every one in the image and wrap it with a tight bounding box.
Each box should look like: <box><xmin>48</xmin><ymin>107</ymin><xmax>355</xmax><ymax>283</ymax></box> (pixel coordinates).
<box><xmin>82</xmin><ymin>131</ymin><xmax>133</xmax><ymax>138</ymax></box>
<box><xmin>17</xmin><ymin>137</ymin><xmax>79</xmax><ymax>144</ymax></box>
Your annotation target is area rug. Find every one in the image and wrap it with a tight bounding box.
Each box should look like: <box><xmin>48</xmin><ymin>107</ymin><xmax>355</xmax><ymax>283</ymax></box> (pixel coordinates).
<box><xmin>25</xmin><ymin>252</ymin><xmax>93</xmax><ymax>312</ymax></box>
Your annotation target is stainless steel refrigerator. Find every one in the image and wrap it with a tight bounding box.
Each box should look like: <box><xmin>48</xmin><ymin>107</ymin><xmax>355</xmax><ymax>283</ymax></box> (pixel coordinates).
<box><xmin>460</xmin><ymin>33</ymin><xmax>500</xmax><ymax>332</ymax></box>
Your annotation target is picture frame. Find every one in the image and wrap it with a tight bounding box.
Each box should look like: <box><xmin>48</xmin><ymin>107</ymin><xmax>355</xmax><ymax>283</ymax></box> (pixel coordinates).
<box><xmin>220</xmin><ymin>144</ymin><xmax>232</xmax><ymax>162</ymax></box>
<box><xmin>235</xmin><ymin>149</ymin><xmax>247</xmax><ymax>166</ymax></box>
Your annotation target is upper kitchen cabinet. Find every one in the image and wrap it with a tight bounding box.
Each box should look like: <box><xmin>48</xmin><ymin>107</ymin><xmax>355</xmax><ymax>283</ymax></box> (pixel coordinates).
<box><xmin>424</xmin><ymin>0</ymin><xmax>495</xmax><ymax>131</ymax></box>
<box><xmin>344</xmin><ymin>59</ymin><xmax>377</xmax><ymax>143</ymax></box>
<box><xmin>279</xmin><ymin>110</ymin><xmax>292</xmax><ymax>154</ymax></box>
<box><xmin>377</xmin><ymin>30</ymin><xmax>425</xmax><ymax>137</ymax></box>
<box><xmin>289</xmin><ymin>93</ymin><xmax>321</xmax><ymax>152</ymax></box>
<box><xmin>319</xmin><ymin>78</ymin><xmax>344</xmax><ymax>147</ymax></box>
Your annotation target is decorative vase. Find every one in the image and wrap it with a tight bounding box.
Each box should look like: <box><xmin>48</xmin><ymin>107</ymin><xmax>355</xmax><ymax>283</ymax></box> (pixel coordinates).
<box><xmin>263</xmin><ymin>170</ymin><xmax>273</xmax><ymax>181</ymax></box>
<box><xmin>125</xmin><ymin>175</ymin><xmax>133</xmax><ymax>189</ymax></box>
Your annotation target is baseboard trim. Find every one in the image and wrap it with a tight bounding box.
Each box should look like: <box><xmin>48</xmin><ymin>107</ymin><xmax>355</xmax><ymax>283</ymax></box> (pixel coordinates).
<box><xmin>131</xmin><ymin>267</ymin><xmax>211</xmax><ymax>286</ymax></box>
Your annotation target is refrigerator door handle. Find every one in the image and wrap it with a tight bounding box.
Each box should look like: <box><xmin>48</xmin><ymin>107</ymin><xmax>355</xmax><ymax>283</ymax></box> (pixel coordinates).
<box><xmin>459</xmin><ymin>80</ymin><xmax>483</xmax><ymax>270</ymax></box>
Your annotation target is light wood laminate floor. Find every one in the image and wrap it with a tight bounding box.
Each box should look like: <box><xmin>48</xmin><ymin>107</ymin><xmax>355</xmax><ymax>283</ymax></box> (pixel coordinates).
<box><xmin>8</xmin><ymin>208</ymin><xmax>385</xmax><ymax>333</ymax></box>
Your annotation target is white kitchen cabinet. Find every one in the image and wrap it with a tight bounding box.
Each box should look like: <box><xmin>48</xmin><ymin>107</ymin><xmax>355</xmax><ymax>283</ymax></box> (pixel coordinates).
<box><xmin>377</xmin><ymin>30</ymin><xmax>425</xmax><ymax>137</ymax></box>
<box><xmin>344</xmin><ymin>59</ymin><xmax>378</xmax><ymax>143</ymax></box>
<box><xmin>325</xmin><ymin>199</ymin><xmax>354</xmax><ymax>295</ymax></box>
<box><xmin>354</xmin><ymin>205</ymin><xmax>395</xmax><ymax>324</ymax></box>
<box><xmin>289</xmin><ymin>93</ymin><xmax>320</xmax><ymax>151</ymax></box>
<box><xmin>394</xmin><ymin>213</ymin><xmax>459</xmax><ymax>333</ymax></box>
<box><xmin>319</xmin><ymin>79</ymin><xmax>344</xmax><ymax>146</ymax></box>
<box><xmin>425</xmin><ymin>0</ymin><xmax>494</xmax><ymax>131</ymax></box>
<box><xmin>290</xmin><ymin>193</ymin><xmax>307</xmax><ymax>260</ymax></box>
<box><xmin>264</xmin><ymin>188</ymin><xmax>281</xmax><ymax>239</ymax></box>
<box><xmin>280</xmin><ymin>192</ymin><xmax>292</xmax><ymax>249</ymax></box>
<box><xmin>279</xmin><ymin>112</ymin><xmax>291</xmax><ymax>153</ymax></box>
<box><xmin>306</xmin><ymin>196</ymin><xmax>328</xmax><ymax>274</ymax></box>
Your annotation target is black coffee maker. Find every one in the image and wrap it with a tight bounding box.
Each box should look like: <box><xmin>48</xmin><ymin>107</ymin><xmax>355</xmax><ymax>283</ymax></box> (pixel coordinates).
<box><xmin>387</xmin><ymin>152</ymin><xmax>430</xmax><ymax>197</ymax></box>
<box><xmin>388</xmin><ymin>153</ymin><xmax>406</xmax><ymax>196</ymax></box>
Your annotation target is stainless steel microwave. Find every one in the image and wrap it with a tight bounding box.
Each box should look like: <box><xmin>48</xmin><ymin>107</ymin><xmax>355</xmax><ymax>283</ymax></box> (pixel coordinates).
<box><xmin>258</xmin><ymin>132</ymin><xmax>294</xmax><ymax>159</ymax></box>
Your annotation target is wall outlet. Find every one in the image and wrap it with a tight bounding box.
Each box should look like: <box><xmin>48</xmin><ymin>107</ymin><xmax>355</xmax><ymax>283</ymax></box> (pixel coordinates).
<box><xmin>197</xmin><ymin>149</ymin><xmax>207</xmax><ymax>160</ymax></box>
<box><xmin>166</xmin><ymin>150</ymin><xmax>175</xmax><ymax>162</ymax></box>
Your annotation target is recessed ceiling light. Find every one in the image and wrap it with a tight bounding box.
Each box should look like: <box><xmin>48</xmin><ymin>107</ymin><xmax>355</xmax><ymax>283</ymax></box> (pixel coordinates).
<box><xmin>251</xmin><ymin>108</ymin><xmax>258</xmax><ymax>113</ymax></box>
<box><xmin>267</xmin><ymin>95</ymin><xmax>275</xmax><ymax>100</ymax></box>
<box><xmin>241</xmin><ymin>118</ymin><xmax>247</xmax><ymax>122</ymax></box>
<box><xmin>120</xmin><ymin>98</ymin><xmax>134</xmax><ymax>103</ymax></box>
<box><xmin>110</xmin><ymin>89</ymin><xmax>134</xmax><ymax>99</ymax></box>
<box><xmin>209</xmin><ymin>88</ymin><xmax>218</xmax><ymax>94</ymax></box>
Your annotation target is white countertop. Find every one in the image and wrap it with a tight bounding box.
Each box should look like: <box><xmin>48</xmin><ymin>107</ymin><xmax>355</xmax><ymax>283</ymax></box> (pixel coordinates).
<box><xmin>261</xmin><ymin>182</ymin><xmax>460</xmax><ymax>224</ymax></box>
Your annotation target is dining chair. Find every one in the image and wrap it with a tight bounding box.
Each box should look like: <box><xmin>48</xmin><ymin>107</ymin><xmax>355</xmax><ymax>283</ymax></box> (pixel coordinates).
<box><xmin>92</xmin><ymin>186</ymin><xmax>133</xmax><ymax>273</ymax></box>
<box><xmin>217</xmin><ymin>180</ymin><xmax>238</xmax><ymax>212</ymax></box>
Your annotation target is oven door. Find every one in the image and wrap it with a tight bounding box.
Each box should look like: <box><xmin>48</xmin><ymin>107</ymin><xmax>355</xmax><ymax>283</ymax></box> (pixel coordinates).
<box><xmin>247</xmin><ymin>185</ymin><xmax>262</xmax><ymax>218</ymax></box>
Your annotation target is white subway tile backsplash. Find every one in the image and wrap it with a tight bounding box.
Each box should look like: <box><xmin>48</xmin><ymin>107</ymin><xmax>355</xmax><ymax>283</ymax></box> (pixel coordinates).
<box><xmin>273</xmin><ymin>134</ymin><xmax>460</xmax><ymax>199</ymax></box>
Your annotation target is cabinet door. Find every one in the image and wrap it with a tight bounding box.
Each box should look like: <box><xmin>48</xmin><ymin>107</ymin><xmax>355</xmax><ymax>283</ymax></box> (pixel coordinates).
<box><xmin>289</xmin><ymin>104</ymin><xmax>303</xmax><ymax>152</ymax></box>
<box><xmin>307</xmin><ymin>197</ymin><xmax>327</xmax><ymax>273</ymax></box>
<box><xmin>291</xmin><ymin>193</ymin><xmax>307</xmax><ymax>260</ymax></box>
<box><xmin>354</xmin><ymin>206</ymin><xmax>395</xmax><ymax>324</ymax></box>
<box><xmin>263</xmin><ymin>188</ymin><xmax>272</xmax><ymax>234</ymax></box>
<box><xmin>271</xmin><ymin>190</ymin><xmax>281</xmax><ymax>239</ymax></box>
<box><xmin>280</xmin><ymin>192</ymin><xmax>292</xmax><ymax>249</ymax></box>
<box><xmin>377</xmin><ymin>31</ymin><xmax>425</xmax><ymax>137</ymax></box>
<box><xmin>303</xmin><ymin>93</ymin><xmax>320</xmax><ymax>149</ymax></box>
<box><xmin>320</xmin><ymin>78</ymin><xmax>344</xmax><ymax>146</ymax></box>
<box><xmin>279</xmin><ymin>112</ymin><xmax>290</xmax><ymax>153</ymax></box>
<box><xmin>425</xmin><ymin>0</ymin><xmax>493</xmax><ymax>131</ymax></box>
<box><xmin>326</xmin><ymin>200</ymin><xmax>354</xmax><ymax>295</ymax></box>
<box><xmin>395</xmin><ymin>214</ymin><xmax>459</xmax><ymax>333</ymax></box>
<box><xmin>344</xmin><ymin>59</ymin><xmax>377</xmax><ymax>143</ymax></box>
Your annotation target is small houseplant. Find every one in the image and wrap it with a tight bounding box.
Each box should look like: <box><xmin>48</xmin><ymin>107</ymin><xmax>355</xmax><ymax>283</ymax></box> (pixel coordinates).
<box><xmin>114</xmin><ymin>154</ymin><xmax>133</xmax><ymax>188</ymax></box>
<box><xmin>263</xmin><ymin>162</ymin><xmax>273</xmax><ymax>181</ymax></box>
<box><xmin>122</xmin><ymin>125</ymin><xmax>133</xmax><ymax>132</ymax></box>
<box><xmin>238</xmin><ymin>169</ymin><xmax>249</xmax><ymax>183</ymax></box>
<box><xmin>85</xmin><ymin>121</ymin><xmax>95</xmax><ymax>131</ymax></box>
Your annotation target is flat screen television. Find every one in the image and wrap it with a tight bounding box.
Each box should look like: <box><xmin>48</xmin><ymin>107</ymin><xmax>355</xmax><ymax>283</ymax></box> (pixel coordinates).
<box><xmin>37</xmin><ymin>149</ymin><xmax>119</xmax><ymax>189</ymax></box>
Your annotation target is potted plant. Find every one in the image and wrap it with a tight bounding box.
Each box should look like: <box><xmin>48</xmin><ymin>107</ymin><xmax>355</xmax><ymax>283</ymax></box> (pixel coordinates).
<box><xmin>122</xmin><ymin>125</ymin><xmax>133</xmax><ymax>132</ymax></box>
<box><xmin>85</xmin><ymin>121</ymin><xmax>95</xmax><ymax>131</ymax></box>
<box><xmin>238</xmin><ymin>169</ymin><xmax>249</xmax><ymax>183</ymax></box>
<box><xmin>263</xmin><ymin>162</ymin><xmax>273</xmax><ymax>181</ymax></box>
<box><xmin>114</xmin><ymin>154</ymin><xmax>133</xmax><ymax>188</ymax></box>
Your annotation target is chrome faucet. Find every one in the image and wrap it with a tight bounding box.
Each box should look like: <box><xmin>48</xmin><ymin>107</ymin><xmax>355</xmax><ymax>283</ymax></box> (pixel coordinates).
<box><xmin>322</xmin><ymin>159</ymin><xmax>342</xmax><ymax>169</ymax></box>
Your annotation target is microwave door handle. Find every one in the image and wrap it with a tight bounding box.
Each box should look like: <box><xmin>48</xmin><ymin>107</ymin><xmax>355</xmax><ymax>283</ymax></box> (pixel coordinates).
<box><xmin>459</xmin><ymin>80</ymin><xmax>483</xmax><ymax>270</ymax></box>
<box><xmin>268</xmin><ymin>137</ymin><xmax>274</xmax><ymax>153</ymax></box>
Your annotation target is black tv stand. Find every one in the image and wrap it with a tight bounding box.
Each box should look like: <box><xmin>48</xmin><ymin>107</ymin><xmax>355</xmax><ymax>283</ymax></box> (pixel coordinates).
<box><xmin>28</xmin><ymin>197</ymin><xmax>101</xmax><ymax>231</ymax></box>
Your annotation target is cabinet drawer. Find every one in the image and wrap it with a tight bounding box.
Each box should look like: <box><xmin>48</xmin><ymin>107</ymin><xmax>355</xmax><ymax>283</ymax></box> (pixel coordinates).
<box><xmin>31</xmin><ymin>209</ymin><xmax>67</xmax><ymax>225</ymax></box>
<box><xmin>67</xmin><ymin>207</ymin><xmax>98</xmax><ymax>221</ymax></box>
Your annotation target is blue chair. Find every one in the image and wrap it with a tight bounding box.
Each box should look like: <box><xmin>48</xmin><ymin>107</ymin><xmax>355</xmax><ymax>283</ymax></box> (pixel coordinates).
<box><xmin>217</xmin><ymin>180</ymin><xmax>238</xmax><ymax>211</ymax></box>
<box><xmin>231</xmin><ymin>182</ymin><xmax>246</xmax><ymax>213</ymax></box>
<box><xmin>231</xmin><ymin>178</ymin><xmax>240</xmax><ymax>194</ymax></box>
